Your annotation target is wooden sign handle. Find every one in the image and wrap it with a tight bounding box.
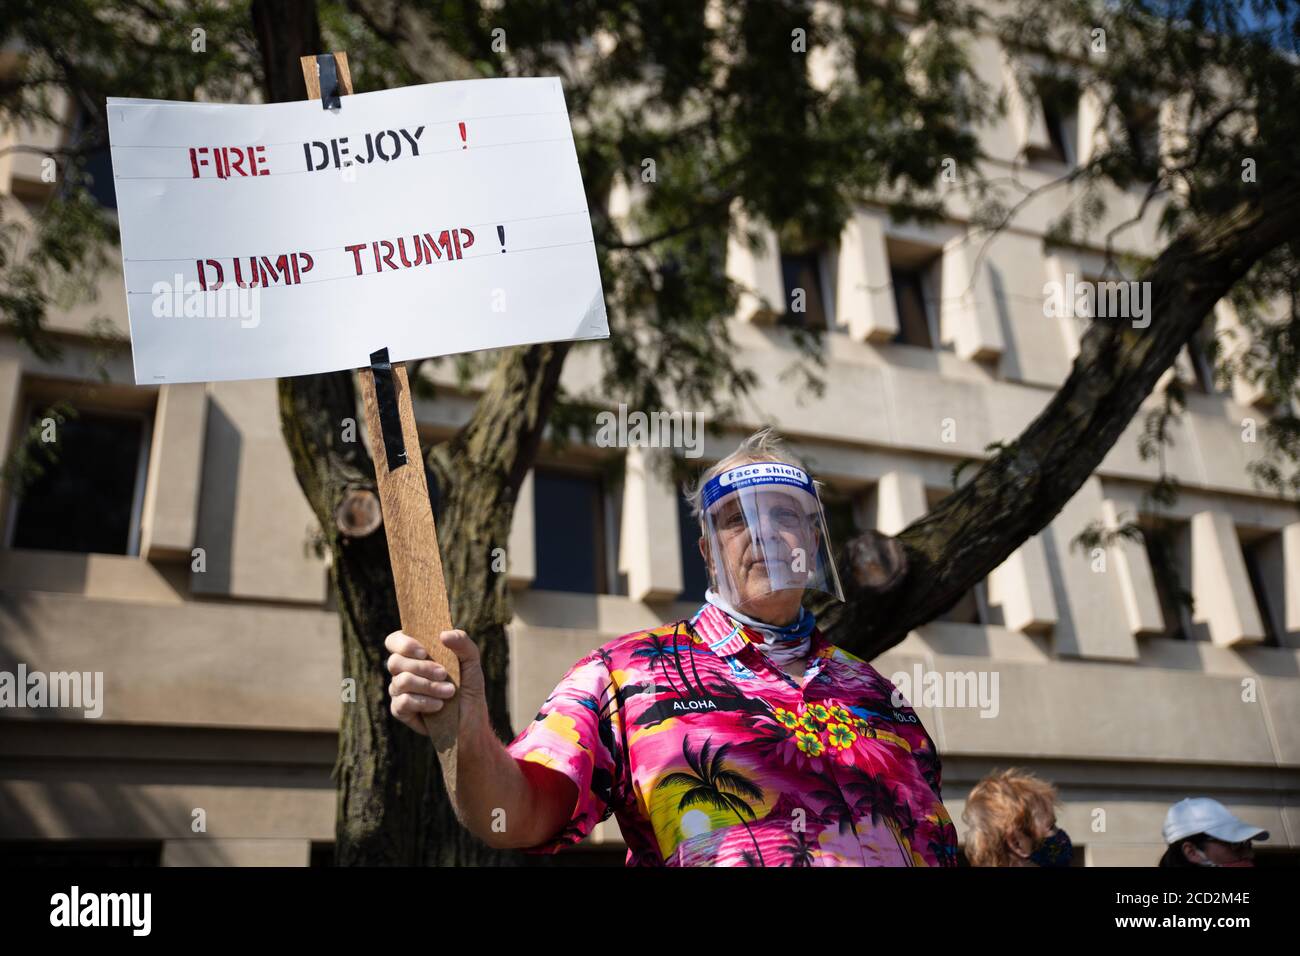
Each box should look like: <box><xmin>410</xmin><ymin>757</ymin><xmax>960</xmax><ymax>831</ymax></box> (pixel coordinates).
<box><xmin>300</xmin><ymin>53</ymin><xmax>461</xmax><ymax>777</ymax></box>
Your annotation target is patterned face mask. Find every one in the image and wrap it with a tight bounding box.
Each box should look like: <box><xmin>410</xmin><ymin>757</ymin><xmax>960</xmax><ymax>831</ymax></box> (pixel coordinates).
<box><xmin>1030</xmin><ymin>828</ymin><xmax>1073</xmax><ymax>867</ymax></box>
<box><xmin>704</xmin><ymin>587</ymin><xmax>814</xmax><ymax>667</ymax></box>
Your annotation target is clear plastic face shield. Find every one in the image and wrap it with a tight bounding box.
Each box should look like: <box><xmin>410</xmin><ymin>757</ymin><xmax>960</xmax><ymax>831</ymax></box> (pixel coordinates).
<box><xmin>700</xmin><ymin>461</ymin><xmax>845</xmax><ymax>610</ymax></box>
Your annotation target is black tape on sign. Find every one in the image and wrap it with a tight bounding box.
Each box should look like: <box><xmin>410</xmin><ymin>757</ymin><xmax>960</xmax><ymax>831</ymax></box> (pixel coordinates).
<box><xmin>369</xmin><ymin>348</ymin><xmax>408</xmax><ymax>471</ymax></box>
<box><xmin>317</xmin><ymin>54</ymin><xmax>341</xmax><ymax>110</ymax></box>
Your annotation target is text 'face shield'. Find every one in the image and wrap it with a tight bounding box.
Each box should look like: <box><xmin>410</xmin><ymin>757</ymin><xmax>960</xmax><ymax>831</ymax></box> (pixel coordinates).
<box><xmin>701</xmin><ymin>461</ymin><xmax>845</xmax><ymax>608</ymax></box>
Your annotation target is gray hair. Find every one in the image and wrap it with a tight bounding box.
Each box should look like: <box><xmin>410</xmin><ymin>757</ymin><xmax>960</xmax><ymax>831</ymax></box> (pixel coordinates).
<box><xmin>683</xmin><ymin>426</ymin><xmax>811</xmax><ymax>521</ymax></box>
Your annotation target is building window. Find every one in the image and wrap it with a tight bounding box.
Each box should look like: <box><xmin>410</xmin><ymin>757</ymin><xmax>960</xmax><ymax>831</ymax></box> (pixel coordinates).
<box><xmin>779</xmin><ymin>249</ymin><xmax>832</xmax><ymax>329</ymax></box>
<box><xmin>1041</xmin><ymin>96</ymin><xmax>1072</xmax><ymax>164</ymax></box>
<box><xmin>1185</xmin><ymin>318</ymin><xmax>1220</xmax><ymax>394</ymax></box>
<box><xmin>818</xmin><ymin>485</ymin><xmax>863</xmax><ymax>556</ymax></box>
<box><xmin>888</xmin><ymin>239</ymin><xmax>942</xmax><ymax>349</ymax></box>
<box><xmin>532</xmin><ymin>468</ymin><xmax>614</xmax><ymax>594</ymax></box>
<box><xmin>71</xmin><ymin>106</ymin><xmax>117</xmax><ymax>209</ymax></box>
<box><xmin>1019</xmin><ymin>74</ymin><xmax>1081</xmax><ymax>166</ymax></box>
<box><xmin>1241</xmin><ymin>532</ymin><xmax>1283</xmax><ymax>647</ymax></box>
<box><xmin>1143</xmin><ymin>520</ymin><xmax>1193</xmax><ymax>640</ymax></box>
<box><xmin>891</xmin><ymin>266</ymin><xmax>935</xmax><ymax>348</ymax></box>
<box><xmin>1120</xmin><ymin>99</ymin><xmax>1161</xmax><ymax>175</ymax></box>
<box><xmin>1032</xmin><ymin>76</ymin><xmax>1079</xmax><ymax>166</ymax></box>
<box><xmin>676</xmin><ymin>493</ymin><xmax>710</xmax><ymax>602</ymax></box>
<box><xmin>5</xmin><ymin>401</ymin><xmax>152</xmax><ymax>556</ymax></box>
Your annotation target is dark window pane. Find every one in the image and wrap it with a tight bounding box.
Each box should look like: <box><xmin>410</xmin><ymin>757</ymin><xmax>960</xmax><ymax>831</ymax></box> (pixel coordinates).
<box><xmin>1242</xmin><ymin>539</ymin><xmax>1280</xmax><ymax>646</ymax></box>
<box><xmin>816</xmin><ymin>491</ymin><xmax>859</xmax><ymax>606</ymax></box>
<box><xmin>10</xmin><ymin>408</ymin><xmax>145</xmax><ymax>555</ymax></box>
<box><xmin>1033</xmin><ymin>76</ymin><xmax>1078</xmax><ymax>166</ymax></box>
<box><xmin>532</xmin><ymin>470</ymin><xmax>606</xmax><ymax>594</ymax></box>
<box><xmin>891</xmin><ymin>267</ymin><xmax>933</xmax><ymax>348</ymax></box>
<box><xmin>1144</xmin><ymin>526</ymin><xmax>1190</xmax><ymax>639</ymax></box>
<box><xmin>84</xmin><ymin>145</ymin><xmax>118</xmax><ymax>209</ymax></box>
<box><xmin>1122</xmin><ymin>102</ymin><xmax>1160</xmax><ymax>173</ymax></box>
<box><xmin>780</xmin><ymin>252</ymin><xmax>827</xmax><ymax>328</ymax></box>
<box><xmin>818</xmin><ymin>491</ymin><xmax>859</xmax><ymax>556</ymax></box>
<box><xmin>1188</xmin><ymin>320</ymin><xmax>1218</xmax><ymax>393</ymax></box>
<box><xmin>1042</xmin><ymin>96</ymin><xmax>1069</xmax><ymax>164</ymax></box>
<box><xmin>676</xmin><ymin>494</ymin><xmax>710</xmax><ymax>602</ymax></box>
<box><xmin>70</xmin><ymin>108</ymin><xmax>116</xmax><ymax>209</ymax></box>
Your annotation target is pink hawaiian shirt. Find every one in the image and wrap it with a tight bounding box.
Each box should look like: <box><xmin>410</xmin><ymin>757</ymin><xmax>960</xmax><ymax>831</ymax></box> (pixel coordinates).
<box><xmin>505</xmin><ymin>602</ymin><xmax>958</xmax><ymax>866</ymax></box>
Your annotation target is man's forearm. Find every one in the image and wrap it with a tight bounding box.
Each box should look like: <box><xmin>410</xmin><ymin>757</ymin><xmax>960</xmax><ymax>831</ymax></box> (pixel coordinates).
<box><xmin>439</xmin><ymin>700</ymin><xmax>555</xmax><ymax>849</ymax></box>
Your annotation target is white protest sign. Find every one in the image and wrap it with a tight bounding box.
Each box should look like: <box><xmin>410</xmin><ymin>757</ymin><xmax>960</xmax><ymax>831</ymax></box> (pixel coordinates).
<box><xmin>107</xmin><ymin>76</ymin><xmax>608</xmax><ymax>385</ymax></box>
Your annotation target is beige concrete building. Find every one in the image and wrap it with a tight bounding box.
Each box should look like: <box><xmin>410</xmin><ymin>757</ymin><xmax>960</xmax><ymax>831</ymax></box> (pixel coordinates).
<box><xmin>2</xmin><ymin>21</ymin><xmax>1298</xmax><ymax>867</ymax></box>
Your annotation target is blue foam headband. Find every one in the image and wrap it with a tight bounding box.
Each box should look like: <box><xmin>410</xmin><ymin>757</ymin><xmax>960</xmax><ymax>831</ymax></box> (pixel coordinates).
<box><xmin>701</xmin><ymin>461</ymin><xmax>814</xmax><ymax>510</ymax></box>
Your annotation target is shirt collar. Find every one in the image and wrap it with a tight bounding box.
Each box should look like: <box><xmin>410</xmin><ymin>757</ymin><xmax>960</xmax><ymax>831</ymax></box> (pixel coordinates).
<box><xmin>689</xmin><ymin>602</ymin><xmax>831</xmax><ymax>663</ymax></box>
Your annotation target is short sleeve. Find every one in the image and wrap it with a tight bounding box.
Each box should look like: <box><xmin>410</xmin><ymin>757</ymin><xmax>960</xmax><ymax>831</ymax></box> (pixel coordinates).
<box><xmin>921</xmin><ymin>740</ymin><xmax>944</xmax><ymax>799</ymax></box>
<box><xmin>909</xmin><ymin>713</ymin><xmax>945</xmax><ymax>800</ymax></box>
<box><xmin>505</xmin><ymin>649</ymin><xmax>625</xmax><ymax>853</ymax></box>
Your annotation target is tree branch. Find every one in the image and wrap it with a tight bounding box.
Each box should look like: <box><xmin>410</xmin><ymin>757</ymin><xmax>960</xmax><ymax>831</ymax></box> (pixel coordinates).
<box><xmin>816</xmin><ymin>173</ymin><xmax>1300</xmax><ymax>658</ymax></box>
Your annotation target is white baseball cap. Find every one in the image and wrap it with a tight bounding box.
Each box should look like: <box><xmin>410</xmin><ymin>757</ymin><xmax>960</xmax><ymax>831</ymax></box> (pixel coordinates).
<box><xmin>1162</xmin><ymin>798</ymin><xmax>1269</xmax><ymax>845</ymax></box>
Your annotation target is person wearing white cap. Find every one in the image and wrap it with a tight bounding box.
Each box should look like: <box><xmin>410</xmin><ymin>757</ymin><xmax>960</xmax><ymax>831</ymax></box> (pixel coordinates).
<box><xmin>1159</xmin><ymin>797</ymin><xmax>1269</xmax><ymax>867</ymax></box>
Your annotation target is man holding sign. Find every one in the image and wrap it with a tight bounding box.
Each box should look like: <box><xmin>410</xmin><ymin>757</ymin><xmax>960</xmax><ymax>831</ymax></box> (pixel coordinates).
<box><xmin>388</xmin><ymin>428</ymin><xmax>959</xmax><ymax>866</ymax></box>
<box><xmin>111</xmin><ymin>62</ymin><xmax>954</xmax><ymax>867</ymax></box>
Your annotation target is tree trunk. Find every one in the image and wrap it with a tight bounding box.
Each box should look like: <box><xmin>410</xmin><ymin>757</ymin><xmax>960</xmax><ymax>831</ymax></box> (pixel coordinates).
<box><xmin>816</xmin><ymin>179</ymin><xmax>1300</xmax><ymax>659</ymax></box>
<box><xmin>251</xmin><ymin>0</ymin><xmax>573</xmax><ymax>864</ymax></box>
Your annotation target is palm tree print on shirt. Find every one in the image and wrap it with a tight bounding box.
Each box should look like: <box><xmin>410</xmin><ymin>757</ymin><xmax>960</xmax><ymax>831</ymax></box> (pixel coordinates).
<box><xmin>632</xmin><ymin>631</ymin><xmax>691</xmax><ymax>699</ymax></box>
<box><xmin>659</xmin><ymin>735</ymin><xmax>767</xmax><ymax>866</ymax></box>
<box><xmin>503</xmin><ymin>601</ymin><xmax>958</xmax><ymax>865</ymax></box>
<box><xmin>782</xmin><ymin>828</ymin><xmax>818</xmax><ymax>867</ymax></box>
